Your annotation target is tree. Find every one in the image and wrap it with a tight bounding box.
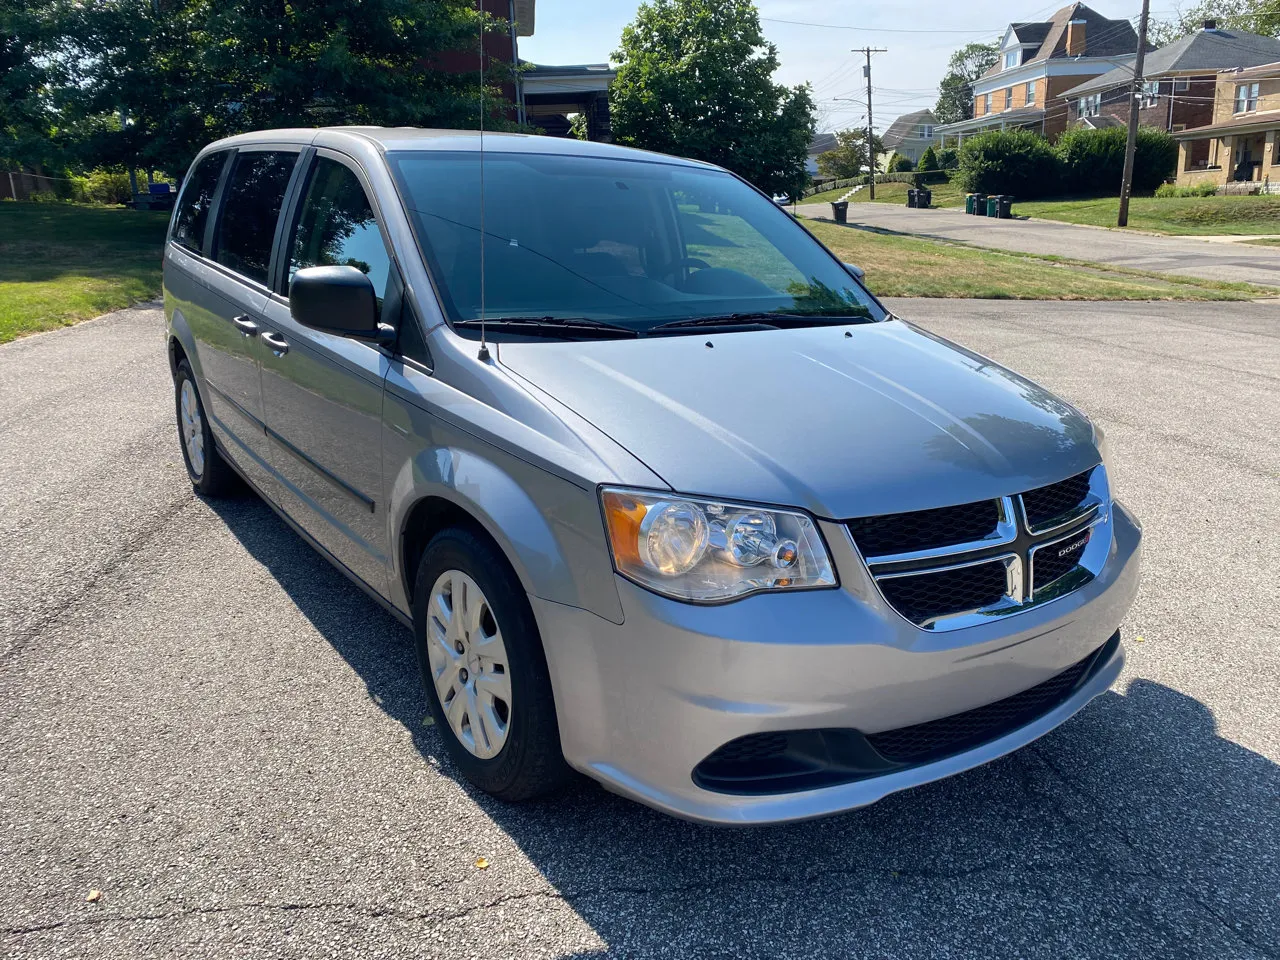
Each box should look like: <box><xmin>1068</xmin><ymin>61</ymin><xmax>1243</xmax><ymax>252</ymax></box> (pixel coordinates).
<box><xmin>31</xmin><ymin>0</ymin><xmax>502</xmax><ymax>177</ymax></box>
<box><xmin>1149</xmin><ymin>0</ymin><xmax>1279</xmax><ymax>44</ymax></box>
<box><xmin>610</xmin><ymin>0</ymin><xmax>816</xmax><ymax>198</ymax></box>
<box><xmin>918</xmin><ymin>145</ymin><xmax>939</xmax><ymax>171</ymax></box>
<box><xmin>888</xmin><ymin>152</ymin><xmax>914</xmax><ymax>172</ymax></box>
<box><xmin>956</xmin><ymin>129</ymin><xmax>1061</xmax><ymax>198</ymax></box>
<box><xmin>0</xmin><ymin>0</ymin><xmax>55</xmax><ymax>169</ymax></box>
<box><xmin>815</xmin><ymin>128</ymin><xmax>884</xmax><ymax>179</ymax></box>
<box><xmin>934</xmin><ymin>41</ymin><xmax>999</xmax><ymax>125</ymax></box>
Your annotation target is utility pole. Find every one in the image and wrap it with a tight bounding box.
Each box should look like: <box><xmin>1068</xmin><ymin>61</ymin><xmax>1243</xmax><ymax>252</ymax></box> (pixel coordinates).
<box><xmin>1118</xmin><ymin>0</ymin><xmax>1151</xmax><ymax>227</ymax></box>
<box><xmin>855</xmin><ymin>47</ymin><xmax>887</xmax><ymax>199</ymax></box>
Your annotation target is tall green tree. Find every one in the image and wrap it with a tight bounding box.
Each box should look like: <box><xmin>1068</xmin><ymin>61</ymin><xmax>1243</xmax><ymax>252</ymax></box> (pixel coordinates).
<box><xmin>35</xmin><ymin>0</ymin><xmax>505</xmax><ymax>176</ymax></box>
<box><xmin>934</xmin><ymin>41</ymin><xmax>999</xmax><ymax>125</ymax></box>
<box><xmin>815</xmin><ymin>128</ymin><xmax>884</xmax><ymax>180</ymax></box>
<box><xmin>1149</xmin><ymin>0</ymin><xmax>1279</xmax><ymax>43</ymax></box>
<box><xmin>609</xmin><ymin>0</ymin><xmax>816</xmax><ymax>198</ymax></box>
<box><xmin>0</xmin><ymin>0</ymin><xmax>54</xmax><ymax>168</ymax></box>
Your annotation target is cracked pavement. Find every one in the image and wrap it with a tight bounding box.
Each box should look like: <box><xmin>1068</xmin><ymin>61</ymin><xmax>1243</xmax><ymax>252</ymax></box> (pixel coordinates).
<box><xmin>2</xmin><ymin>300</ymin><xmax>1278</xmax><ymax>959</ymax></box>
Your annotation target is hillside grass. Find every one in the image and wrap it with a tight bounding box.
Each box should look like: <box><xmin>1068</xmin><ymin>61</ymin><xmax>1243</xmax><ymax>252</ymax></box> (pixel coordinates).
<box><xmin>1013</xmin><ymin>194</ymin><xmax>1280</xmax><ymax>236</ymax></box>
<box><xmin>803</xmin><ymin>218</ymin><xmax>1278</xmax><ymax>300</ymax></box>
<box><xmin>806</xmin><ymin>178</ymin><xmax>965</xmax><ymax>207</ymax></box>
<box><xmin>0</xmin><ymin>202</ymin><xmax>171</xmax><ymax>343</ymax></box>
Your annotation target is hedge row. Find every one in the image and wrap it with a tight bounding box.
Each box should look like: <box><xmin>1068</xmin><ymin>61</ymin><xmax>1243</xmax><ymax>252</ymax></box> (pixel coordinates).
<box><xmin>956</xmin><ymin>126</ymin><xmax>1178</xmax><ymax>199</ymax></box>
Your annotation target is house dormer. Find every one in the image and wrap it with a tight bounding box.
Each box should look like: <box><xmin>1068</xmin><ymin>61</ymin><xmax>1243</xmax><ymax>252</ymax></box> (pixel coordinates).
<box><xmin>999</xmin><ymin>25</ymin><xmax>1042</xmax><ymax>70</ymax></box>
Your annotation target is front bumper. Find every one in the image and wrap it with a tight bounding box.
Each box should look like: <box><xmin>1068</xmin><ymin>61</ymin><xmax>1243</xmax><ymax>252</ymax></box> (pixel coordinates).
<box><xmin>534</xmin><ymin>501</ymin><xmax>1142</xmax><ymax>825</ymax></box>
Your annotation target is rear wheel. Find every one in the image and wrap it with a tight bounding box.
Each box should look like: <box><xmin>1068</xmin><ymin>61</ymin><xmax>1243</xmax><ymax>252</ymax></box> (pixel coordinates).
<box><xmin>174</xmin><ymin>359</ymin><xmax>236</xmax><ymax>497</ymax></box>
<box><xmin>412</xmin><ymin>528</ymin><xmax>572</xmax><ymax>800</ymax></box>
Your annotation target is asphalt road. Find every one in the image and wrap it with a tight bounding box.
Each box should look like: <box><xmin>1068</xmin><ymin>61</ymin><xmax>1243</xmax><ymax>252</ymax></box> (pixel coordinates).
<box><xmin>794</xmin><ymin>202</ymin><xmax>1280</xmax><ymax>287</ymax></box>
<box><xmin>3</xmin><ymin>300</ymin><xmax>1278</xmax><ymax>959</ymax></box>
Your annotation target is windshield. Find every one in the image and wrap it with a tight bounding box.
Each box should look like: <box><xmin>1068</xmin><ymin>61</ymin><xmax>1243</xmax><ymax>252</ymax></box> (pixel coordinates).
<box><xmin>387</xmin><ymin>150</ymin><xmax>885</xmax><ymax>336</ymax></box>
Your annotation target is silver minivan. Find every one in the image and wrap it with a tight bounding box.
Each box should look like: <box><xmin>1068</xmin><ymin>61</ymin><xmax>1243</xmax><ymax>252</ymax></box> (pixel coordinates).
<box><xmin>164</xmin><ymin>127</ymin><xmax>1142</xmax><ymax>825</ymax></box>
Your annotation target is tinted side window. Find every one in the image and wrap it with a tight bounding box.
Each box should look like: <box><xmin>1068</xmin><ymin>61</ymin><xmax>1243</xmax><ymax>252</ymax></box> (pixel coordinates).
<box><xmin>172</xmin><ymin>152</ymin><xmax>226</xmax><ymax>253</ymax></box>
<box><xmin>213</xmin><ymin>151</ymin><xmax>297</xmax><ymax>285</ymax></box>
<box><xmin>288</xmin><ymin>158</ymin><xmax>392</xmax><ymax>302</ymax></box>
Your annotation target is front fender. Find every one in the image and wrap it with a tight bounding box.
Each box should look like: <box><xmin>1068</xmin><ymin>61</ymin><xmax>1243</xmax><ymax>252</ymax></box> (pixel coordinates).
<box><xmin>385</xmin><ymin>435</ymin><xmax>625</xmax><ymax>626</ymax></box>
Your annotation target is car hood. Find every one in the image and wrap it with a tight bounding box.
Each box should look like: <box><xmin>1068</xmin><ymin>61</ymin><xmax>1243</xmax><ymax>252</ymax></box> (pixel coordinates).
<box><xmin>496</xmin><ymin>320</ymin><xmax>1100</xmax><ymax>519</ymax></box>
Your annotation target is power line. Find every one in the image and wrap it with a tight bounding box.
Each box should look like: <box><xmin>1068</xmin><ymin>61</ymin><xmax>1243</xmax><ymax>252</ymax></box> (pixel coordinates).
<box><xmin>763</xmin><ymin>18</ymin><xmax>1003</xmax><ymax>34</ymax></box>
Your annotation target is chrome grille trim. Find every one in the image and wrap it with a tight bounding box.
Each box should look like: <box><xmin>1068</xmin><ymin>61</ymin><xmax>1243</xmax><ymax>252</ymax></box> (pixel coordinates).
<box><xmin>850</xmin><ymin>465</ymin><xmax>1111</xmax><ymax>632</ymax></box>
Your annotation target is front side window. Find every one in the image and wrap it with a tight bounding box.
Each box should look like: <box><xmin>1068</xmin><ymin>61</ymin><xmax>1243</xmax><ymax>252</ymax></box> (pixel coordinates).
<box><xmin>1079</xmin><ymin>94</ymin><xmax>1101</xmax><ymax>117</ymax></box>
<box><xmin>288</xmin><ymin>157</ymin><xmax>392</xmax><ymax>303</ymax></box>
<box><xmin>1140</xmin><ymin>81</ymin><xmax>1160</xmax><ymax>108</ymax></box>
<box><xmin>1004</xmin><ymin>50</ymin><xmax>1019</xmax><ymax>69</ymax></box>
<box><xmin>1026</xmin><ymin>81</ymin><xmax>1036</xmax><ymax>104</ymax></box>
<box><xmin>388</xmin><ymin>151</ymin><xmax>885</xmax><ymax>336</ymax></box>
<box><xmin>1004</xmin><ymin>87</ymin><xmax>1013</xmax><ymax>110</ymax></box>
<box><xmin>1235</xmin><ymin>82</ymin><xmax>1259</xmax><ymax>113</ymax></box>
<box><xmin>984</xmin><ymin>93</ymin><xmax>992</xmax><ymax>114</ymax></box>
<box><xmin>213</xmin><ymin>151</ymin><xmax>297</xmax><ymax>285</ymax></box>
<box><xmin>172</xmin><ymin>152</ymin><xmax>227</xmax><ymax>254</ymax></box>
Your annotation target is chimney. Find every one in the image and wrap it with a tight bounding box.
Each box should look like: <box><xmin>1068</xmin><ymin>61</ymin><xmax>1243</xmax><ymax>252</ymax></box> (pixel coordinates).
<box><xmin>1202</xmin><ymin>18</ymin><xmax>1218</xmax><ymax>30</ymax></box>
<box><xmin>1066</xmin><ymin>19</ymin><xmax>1087</xmax><ymax>56</ymax></box>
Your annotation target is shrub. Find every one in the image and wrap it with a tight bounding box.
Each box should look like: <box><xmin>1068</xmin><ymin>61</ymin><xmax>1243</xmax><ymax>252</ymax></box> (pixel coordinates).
<box><xmin>955</xmin><ymin>129</ymin><xmax>1061</xmax><ymax>199</ymax></box>
<box><xmin>27</xmin><ymin>190</ymin><xmax>62</xmax><ymax>203</ymax></box>
<box><xmin>84</xmin><ymin>169</ymin><xmax>133</xmax><ymax>205</ymax></box>
<box><xmin>1057</xmin><ymin>126</ymin><xmax>1177</xmax><ymax>195</ymax></box>
<box><xmin>1155</xmin><ymin>181</ymin><xmax>1218</xmax><ymax>198</ymax></box>
<box><xmin>888</xmin><ymin>152</ymin><xmax>914</xmax><ymax>172</ymax></box>
<box><xmin>917</xmin><ymin>145</ymin><xmax>939</xmax><ymax>171</ymax></box>
<box><xmin>938</xmin><ymin>147</ymin><xmax>959</xmax><ymax>170</ymax></box>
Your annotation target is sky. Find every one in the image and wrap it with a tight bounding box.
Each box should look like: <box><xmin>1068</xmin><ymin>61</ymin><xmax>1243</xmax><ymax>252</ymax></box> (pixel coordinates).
<box><xmin>519</xmin><ymin>0</ymin><xmax>1165</xmax><ymax>135</ymax></box>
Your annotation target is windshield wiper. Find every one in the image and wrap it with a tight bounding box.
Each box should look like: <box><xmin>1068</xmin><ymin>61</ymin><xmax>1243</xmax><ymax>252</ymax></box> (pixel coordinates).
<box><xmin>648</xmin><ymin>312</ymin><xmax>874</xmax><ymax>333</ymax></box>
<box><xmin>454</xmin><ymin>316</ymin><xmax>639</xmax><ymax>339</ymax></box>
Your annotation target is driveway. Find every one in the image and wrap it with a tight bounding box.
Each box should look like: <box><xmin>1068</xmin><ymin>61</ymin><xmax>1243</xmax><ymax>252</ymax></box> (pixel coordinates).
<box><xmin>3</xmin><ymin>301</ymin><xmax>1278</xmax><ymax>959</ymax></box>
<box><xmin>795</xmin><ymin>202</ymin><xmax>1280</xmax><ymax>287</ymax></box>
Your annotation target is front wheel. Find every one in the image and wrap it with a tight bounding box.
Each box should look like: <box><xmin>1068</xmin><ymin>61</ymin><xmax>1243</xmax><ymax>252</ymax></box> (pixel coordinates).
<box><xmin>412</xmin><ymin>528</ymin><xmax>572</xmax><ymax>801</ymax></box>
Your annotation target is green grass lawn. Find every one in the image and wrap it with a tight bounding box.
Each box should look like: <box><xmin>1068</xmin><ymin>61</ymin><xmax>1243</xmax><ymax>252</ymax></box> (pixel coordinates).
<box><xmin>805</xmin><ymin>179</ymin><xmax>965</xmax><ymax>207</ymax></box>
<box><xmin>1013</xmin><ymin>194</ymin><xmax>1280</xmax><ymax>236</ymax></box>
<box><xmin>803</xmin><ymin>218</ymin><xmax>1276</xmax><ymax>301</ymax></box>
<box><xmin>1242</xmin><ymin>236</ymin><xmax>1280</xmax><ymax>246</ymax></box>
<box><xmin>0</xmin><ymin>201</ymin><xmax>171</xmax><ymax>343</ymax></box>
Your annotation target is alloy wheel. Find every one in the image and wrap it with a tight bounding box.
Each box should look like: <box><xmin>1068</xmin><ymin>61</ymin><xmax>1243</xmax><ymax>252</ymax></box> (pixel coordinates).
<box><xmin>179</xmin><ymin>379</ymin><xmax>205</xmax><ymax>477</ymax></box>
<box><xmin>426</xmin><ymin>570</ymin><xmax>512</xmax><ymax>759</ymax></box>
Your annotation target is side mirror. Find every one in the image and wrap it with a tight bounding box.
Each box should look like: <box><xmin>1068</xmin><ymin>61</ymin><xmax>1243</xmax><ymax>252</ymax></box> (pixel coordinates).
<box><xmin>289</xmin><ymin>265</ymin><xmax>393</xmax><ymax>344</ymax></box>
<box><xmin>843</xmin><ymin>262</ymin><xmax>865</xmax><ymax>280</ymax></box>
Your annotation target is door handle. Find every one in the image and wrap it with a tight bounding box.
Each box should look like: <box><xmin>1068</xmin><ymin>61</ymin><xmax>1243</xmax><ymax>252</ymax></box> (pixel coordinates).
<box><xmin>232</xmin><ymin>314</ymin><xmax>259</xmax><ymax>336</ymax></box>
<box><xmin>261</xmin><ymin>331</ymin><xmax>290</xmax><ymax>356</ymax></box>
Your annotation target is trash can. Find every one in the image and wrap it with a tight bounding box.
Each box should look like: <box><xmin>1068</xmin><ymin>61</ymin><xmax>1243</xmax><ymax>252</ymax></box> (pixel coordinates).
<box><xmin>971</xmin><ymin>194</ymin><xmax>987</xmax><ymax>215</ymax></box>
<box><xmin>986</xmin><ymin>196</ymin><xmax>1000</xmax><ymax>217</ymax></box>
<box><xmin>996</xmin><ymin>195</ymin><xmax>1013</xmax><ymax>219</ymax></box>
<box><xmin>964</xmin><ymin>194</ymin><xmax>975</xmax><ymax>214</ymax></box>
<box><xmin>907</xmin><ymin>189</ymin><xmax>918</xmax><ymax>208</ymax></box>
<box><xmin>830</xmin><ymin>200</ymin><xmax>849</xmax><ymax>224</ymax></box>
<box><xmin>917</xmin><ymin>187</ymin><xmax>932</xmax><ymax>209</ymax></box>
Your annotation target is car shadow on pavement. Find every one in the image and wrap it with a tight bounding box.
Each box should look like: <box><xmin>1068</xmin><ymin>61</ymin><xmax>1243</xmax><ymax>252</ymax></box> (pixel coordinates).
<box><xmin>209</xmin><ymin>493</ymin><xmax>1279</xmax><ymax>958</ymax></box>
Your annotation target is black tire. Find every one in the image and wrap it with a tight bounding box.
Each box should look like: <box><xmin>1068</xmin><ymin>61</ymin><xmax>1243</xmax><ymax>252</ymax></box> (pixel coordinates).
<box><xmin>174</xmin><ymin>359</ymin><xmax>236</xmax><ymax>498</ymax></box>
<box><xmin>412</xmin><ymin>527</ymin><xmax>573</xmax><ymax>801</ymax></box>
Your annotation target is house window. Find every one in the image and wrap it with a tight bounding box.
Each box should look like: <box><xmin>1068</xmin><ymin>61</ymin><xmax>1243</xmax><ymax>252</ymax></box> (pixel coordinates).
<box><xmin>922</xmin><ymin>125</ymin><xmax>934</xmax><ymax>139</ymax></box>
<box><xmin>1003</xmin><ymin>87</ymin><xmax>1013</xmax><ymax>110</ymax></box>
<box><xmin>1173</xmin><ymin>78</ymin><xmax>1190</xmax><ymax>92</ymax></box>
<box><xmin>1079</xmin><ymin>93</ymin><xmax>1101</xmax><ymax>117</ymax></box>
<box><xmin>1235</xmin><ymin>82</ymin><xmax>1259</xmax><ymax>113</ymax></box>
<box><xmin>1005</xmin><ymin>50</ymin><xmax>1020</xmax><ymax>69</ymax></box>
<box><xmin>1139</xmin><ymin>81</ymin><xmax>1160</xmax><ymax>108</ymax></box>
<box><xmin>1026</xmin><ymin>81</ymin><xmax>1036</xmax><ymax>104</ymax></box>
<box><xmin>984</xmin><ymin>93</ymin><xmax>992</xmax><ymax>114</ymax></box>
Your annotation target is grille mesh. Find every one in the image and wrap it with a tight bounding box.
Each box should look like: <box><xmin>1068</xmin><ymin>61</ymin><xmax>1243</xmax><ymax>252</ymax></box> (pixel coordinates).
<box><xmin>865</xmin><ymin>650</ymin><xmax>1098</xmax><ymax>764</ymax></box>
<box><xmin>1033</xmin><ymin>529</ymin><xmax>1091</xmax><ymax>593</ymax></box>
<box><xmin>847</xmin><ymin>499</ymin><xmax>1000</xmax><ymax>557</ymax></box>
<box><xmin>877</xmin><ymin>561</ymin><xmax>1008</xmax><ymax>624</ymax></box>
<box><xmin>700</xmin><ymin>732</ymin><xmax>789</xmax><ymax>768</ymax></box>
<box><xmin>1021</xmin><ymin>470</ymin><xmax>1093</xmax><ymax>529</ymax></box>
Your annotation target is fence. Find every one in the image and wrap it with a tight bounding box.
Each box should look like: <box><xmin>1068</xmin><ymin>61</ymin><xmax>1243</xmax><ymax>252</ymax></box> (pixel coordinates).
<box><xmin>0</xmin><ymin>171</ymin><xmax>83</xmax><ymax>201</ymax></box>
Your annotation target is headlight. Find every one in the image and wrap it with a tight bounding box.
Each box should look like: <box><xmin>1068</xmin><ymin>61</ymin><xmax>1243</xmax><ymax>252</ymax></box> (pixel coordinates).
<box><xmin>1093</xmin><ymin>422</ymin><xmax>1114</xmax><ymax>489</ymax></box>
<box><xmin>600</xmin><ymin>488</ymin><xmax>837</xmax><ymax>602</ymax></box>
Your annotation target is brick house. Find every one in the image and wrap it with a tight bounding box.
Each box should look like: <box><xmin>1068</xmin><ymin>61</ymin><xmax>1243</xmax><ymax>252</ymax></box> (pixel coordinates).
<box><xmin>1173</xmin><ymin>60</ymin><xmax>1280</xmax><ymax>189</ymax></box>
<box><xmin>1058</xmin><ymin>22</ymin><xmax>1280</xmax><ymax>134</ymax></box>
<box><xmin>935</xmin><ymin>3</ymin><xmax>1142</xmax><ymax>144</ymax></box>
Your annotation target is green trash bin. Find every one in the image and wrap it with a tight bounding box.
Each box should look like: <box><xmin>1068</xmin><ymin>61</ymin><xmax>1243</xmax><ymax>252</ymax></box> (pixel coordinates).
<box><xmin>964</xmin><ymin>194</ymin><xmax>976</xmax><ymax>215</ymax></box>
<box><xmin>986</xmin><ymin>196</ymin><xmax>1000</xmax><ymax>217</ymax></box>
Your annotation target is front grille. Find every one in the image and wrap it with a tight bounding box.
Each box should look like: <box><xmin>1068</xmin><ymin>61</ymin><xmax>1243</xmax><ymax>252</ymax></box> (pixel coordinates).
<box><xmin>877</xmin><ymin>560</ymin><xmax>1008</xmax><ymax>625</ymax></box>
<box><xmin>700</xmin><ymin>732</ymin><xmax>788</xmax><ymax>768</ymax></box>
<box><xmin>1033</xmin><ymin>529</ymin><xmax>1091</xmax><ymax>593</ymax></box>
<box><xmin>848</xmin><ymin>499</ymin><xmax>1000</xmax><ymax>557</ymax></box>
<box><xmin>865</xmin><ymin>637</ymin><xmax>1111</xmax><ymax>764</ymax></box>
<box><xmin>1021</xmin><ymin>469</ymin><xmax>1093</xmax><ymax>530</ymax></box>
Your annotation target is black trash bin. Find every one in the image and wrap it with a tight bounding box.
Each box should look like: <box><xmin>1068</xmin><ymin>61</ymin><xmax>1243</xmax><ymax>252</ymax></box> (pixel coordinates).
<box><xmin>830</xmin><ymin>200</ymin><xmax>849</xmax><ymax>223</ymax></box>
<box><xmin>971</xmin><ymin>194</ymin><xmax>987</xmax><ymax>215</ymax></box>
<box><xmin>917</xmin><ymin>187</ymin><xmax>932</xmax><ymax>209</ymax></box>
<box><xmin>996</xmin><ymin>195</ymin><xmax>1013</xmax><ymax>219</ymax></box>
<box><xmin>907</xmin><ymin>189</ymin><xmax>918</xmax><ymax>208</ymax></box>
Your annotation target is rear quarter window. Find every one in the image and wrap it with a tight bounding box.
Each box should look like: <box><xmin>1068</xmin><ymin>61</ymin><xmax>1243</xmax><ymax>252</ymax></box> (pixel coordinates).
<box><xmin>171</xmin><ymin>152</ymin><xmax>228</xmax><ymax>254</ymax></box>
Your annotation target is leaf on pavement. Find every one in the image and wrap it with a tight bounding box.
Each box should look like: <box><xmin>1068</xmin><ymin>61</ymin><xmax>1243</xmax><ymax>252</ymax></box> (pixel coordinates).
<box><xmin>86</xmin><ymin>889</ymin><xmax>102</xmax><ymax>903</ymax></box>
<box><xmin>474</xmin><ymin>857</ymin><xmax>490</xmax><ymax>870</ymax></box>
